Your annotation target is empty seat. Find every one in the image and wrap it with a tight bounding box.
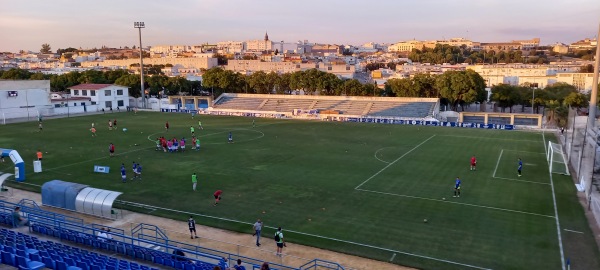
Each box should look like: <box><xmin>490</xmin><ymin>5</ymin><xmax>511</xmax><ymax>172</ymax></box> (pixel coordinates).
<box><xmin>15</xmin><ymin>254</ymin><xmax>45</xmax><ymax>270</ymax></box>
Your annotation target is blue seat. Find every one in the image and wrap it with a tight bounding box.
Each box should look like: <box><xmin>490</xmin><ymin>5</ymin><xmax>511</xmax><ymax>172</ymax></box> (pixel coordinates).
<box><xmin>15</xmin><ymin>254</ymin><xmax>45</xmax><ymax>270</ymax></box>
<box><xmin>76</xmin><ymin>260</ymin><xmax>90</xmax><ymax>270</ymax></box>
<box><xmin>1</xmin><ymin>250</ymin><xmax>15</xmax><ymax>266</ymax></box>
<box><xmin>42</xmin><ymin>256</ymin><xmax>55</xmax><ymax>269</ymax></box>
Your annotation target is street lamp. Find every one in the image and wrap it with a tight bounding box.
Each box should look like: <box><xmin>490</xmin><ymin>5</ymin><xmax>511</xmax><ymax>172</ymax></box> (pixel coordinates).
<box><xmin>134</xmin><ymin>21</ymin><xmax>145</xmax><ymax>108</ymax></box>
<box><xmin>532</xmin><ymin>87</ymin><xmax>535</xmax><ymax>114</ymax></box>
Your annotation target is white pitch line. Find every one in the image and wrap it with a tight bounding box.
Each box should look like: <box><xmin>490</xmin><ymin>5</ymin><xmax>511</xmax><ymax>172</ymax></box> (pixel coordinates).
<box><xmin>492</xmin><ymin>149</ymin><xmax>504</xmax><ymax>178</ymax></box>
<box><xmin>355</xmin><ymin>135</ymin><xmax>436</xmax><ymax>190</ymax></box>
<box><xmin>492</xmin><ymin>176</ymin><xmax>550</xmax><ymax>186</ymax></box>
<box><xmin>563</xmin><ymin>229</ymin><xmax>584</xmax><ymax>234</ymax></box>
<box><xmin>36</xmin><ymin>146</ymin><xmax>155</xmax><ymax>173</ymax></box>
<box><xmin>503</xmin><ymin>149</ymin><xmax>546</xmax><ymax>155</ymax></box>
<box><xmin>439</xmin><ymin>135</ymin><xmax>540</xmax><ymax>142</ymax></box>
<box><xmin>117</xmin><ymin>199</ymin><xmax>492</xmax><ymax>270</ymax></box>
<box><xmin>548</xmin><ymin>155</ymin><xmax>566</xmax><ymax>270</ymax></box>
<box><xmin>356</xmin><ymin>188</ymin><xmax>554</xmax><ymax>218</ymax></box>
<box><xmin>373</xmin><ymin>147</ymin><xmax>391</xmax><ymax>164</ymax></box>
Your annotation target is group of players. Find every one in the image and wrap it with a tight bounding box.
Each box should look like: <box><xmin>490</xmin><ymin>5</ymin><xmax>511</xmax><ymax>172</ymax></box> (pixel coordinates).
<box><xmin>120</xmin><ymin>162</ymin><xmax>142</xmax><ymax>183</ymax></box>
<box><xmin>155</xmin><ymin>136</ymin><xmax>201</xmax><ymax>152</ymax></box>
<box><xmin>454</xmin><ymin>156</ymin><xmax>523</xmax><ymax>198</ymax></box>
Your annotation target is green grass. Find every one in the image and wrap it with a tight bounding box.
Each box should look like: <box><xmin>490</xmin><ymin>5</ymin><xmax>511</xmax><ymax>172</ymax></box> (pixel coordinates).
<box><xmin>1</xmin><ymin>111</ymin><xmax>599</xmax><ymax>270</ymax></box>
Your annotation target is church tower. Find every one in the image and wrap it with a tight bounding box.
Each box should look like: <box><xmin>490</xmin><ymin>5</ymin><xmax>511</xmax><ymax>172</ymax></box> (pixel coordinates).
<box><xmin>264</xmin><ymin>31</ymin><xmax>269</xmax><ymax>41</ymax></box>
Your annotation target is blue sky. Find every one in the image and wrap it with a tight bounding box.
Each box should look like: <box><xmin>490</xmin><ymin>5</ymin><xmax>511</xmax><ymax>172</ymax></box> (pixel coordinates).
<box><xmin>1</xmin><ymin>0</ymin><xmax>599</xmax><ymax>52</ymax></box>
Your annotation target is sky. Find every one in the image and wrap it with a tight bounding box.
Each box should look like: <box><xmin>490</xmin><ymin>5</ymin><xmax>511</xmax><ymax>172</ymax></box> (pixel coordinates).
<box><xmin>1</xmin><ymin>0</ymin><xmax>599</xmax><ymax>53</ymax></box>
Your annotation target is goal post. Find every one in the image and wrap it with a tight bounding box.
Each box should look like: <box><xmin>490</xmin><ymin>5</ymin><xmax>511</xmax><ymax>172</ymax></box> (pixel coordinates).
<box><xmin>547</xmin><ymin>141</ymin><xmax>570</xmax><ymax>175</ymax></box>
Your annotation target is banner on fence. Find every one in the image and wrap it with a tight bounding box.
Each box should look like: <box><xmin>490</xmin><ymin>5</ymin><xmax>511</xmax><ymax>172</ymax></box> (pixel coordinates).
<box><xmin>161</xmin><ymin>109</ymin><xmax>514</xmax><ymax>130</ymax></box>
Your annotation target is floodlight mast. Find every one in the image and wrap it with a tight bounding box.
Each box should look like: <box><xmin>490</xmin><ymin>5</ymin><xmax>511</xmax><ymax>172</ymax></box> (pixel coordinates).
<box><xmin>134</xmin><ymin>22</ymin><xmax>145</xmax><ymax>108</ymax></box>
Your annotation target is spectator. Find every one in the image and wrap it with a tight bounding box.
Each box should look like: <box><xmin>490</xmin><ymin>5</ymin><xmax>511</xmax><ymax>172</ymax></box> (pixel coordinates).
<box><xmin>12</xmin><ymin>207</ymin><xmax>29</xmax><ymax>227</ymax></box>
<box><xmin>97</xmin><ymin>228</ymin><xmax>108</xmax><ymax>242</ymax></box>
<box><xmin>260</xmin><ymin>262</ymin><xmax>270</xmax><ymax>270</ymax></box>
<box><xmin>234</xmin><ymin>259</ymin><xmax>245</xmax><ymax>270</ymax></box>
<box><xmin>106</xmin><ymin>228</ymin><xmax>114</xmax><ymax>240</ymax></box>
<box><xmin>219</xmin><ymin>257</ymin><xmax>229</xmax><ymax>269</ymax></box>
<box><xmin>172</xmin><ymin>248</ymin><xmax>186</xmax><ymax>261</ymax></box>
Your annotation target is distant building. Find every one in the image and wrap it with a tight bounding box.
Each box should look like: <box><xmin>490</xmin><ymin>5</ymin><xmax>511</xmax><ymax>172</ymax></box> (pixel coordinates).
<box><xmin>480</xmin><ymin>42</ymin><xmax>522</xmax><ymax>52</ymax></box>
<box><xmin>84</xmin><ymin>57</ymin><xmax>218</xmax><ymax>70</ymax></box>
<box><xmin>555</xmin><ymin>73</ymin><xmax>595</xmax><ymax>92</ymax></box>
<box><xmin>569</xmin><ymin>38</ymin><xmax>597</xmax><ymax>51</ymax></box>
<box><xmin>511</xmin><ymin>38</ymin><xmax>541</xmax><ymax>50</ymax></box>
<box><xmin>310</xmin><ymin>44</ymin><xmax>343</xmax><ymax>55</ymax></box>
<box><xmin>388</xmin><ymin>40</ymin><xmax>428</xmax><ymax>53</ymax></box>
<box><xmin>68</xmin><ymin>84</ymin><xmax>130</xmax><ymax>110</ymax></box>
<box><xmin>552</xmin><ymin>43</ymin><xmax>569</xmax><ymax>54</ymax></box>
<box><xmin>246</xmin><ymin>32</ymin><xmax>273</xmax><ymax>52</ymax></box>
<box><xmin>225</xmin><ymin>60</ymin><xmax>355</xmax><ymax>78</ymax></box>
<box><xmin>0</xmin><ymin>80</ymin><xmax>51</xmax><ymax>119</ymax></box>
<box><xmin>216</xmin><ymin>41</ymin><xmax>245</xmax><ymax>54</ymax></box>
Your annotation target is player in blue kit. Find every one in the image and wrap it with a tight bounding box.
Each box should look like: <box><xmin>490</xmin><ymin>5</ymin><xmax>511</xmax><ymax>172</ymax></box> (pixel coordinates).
<box><xmin>453</xmin><ymin>177</ymin><xmax>461</xmax><ymax>198</ymax></box>
<box><xmin>228</xmin><ymin>132</ymin><xmax>233</xmax><ymax>143</ymax></box>
<box><xmin>518</xmin><ymin>158</ymin><xmax>523</xmax><ymax>177</ymax></box>
<box><xmin>120</xmin><ymin>164</ymin><xmax>127</xmax><ymax>183</ymax></box>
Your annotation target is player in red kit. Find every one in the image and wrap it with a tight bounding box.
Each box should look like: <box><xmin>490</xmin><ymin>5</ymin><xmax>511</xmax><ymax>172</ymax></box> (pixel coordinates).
<box><xmin>470</xmin><ymin>156</ymin><xmax>477</xmax><ymax>171</ymax></box>
<box><xmin>213</xmin><ymin>190</ymin><xmax>223</xmax><ymax>206</ymax></box>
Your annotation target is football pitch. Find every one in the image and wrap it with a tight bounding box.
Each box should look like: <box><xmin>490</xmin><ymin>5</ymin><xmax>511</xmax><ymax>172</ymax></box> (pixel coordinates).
<box><xmin>1</xmin><ymin>111</ymin><xmax>599</xmax><ymax>270</ymax></box>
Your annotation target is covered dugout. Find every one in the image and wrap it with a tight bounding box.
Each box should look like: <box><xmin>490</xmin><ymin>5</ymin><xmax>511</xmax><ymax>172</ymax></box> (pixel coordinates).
<box><xmin>42</xmin><ymin>180</ymin><xmax>122</xmax><ymax>219</ymax></box>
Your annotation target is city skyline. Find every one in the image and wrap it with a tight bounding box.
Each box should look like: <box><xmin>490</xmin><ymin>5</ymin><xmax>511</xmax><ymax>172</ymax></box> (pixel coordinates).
<box><xmin>2</xmin><ymin>0</ymin><xmax>599</xmax><ymax>53</ymax></box>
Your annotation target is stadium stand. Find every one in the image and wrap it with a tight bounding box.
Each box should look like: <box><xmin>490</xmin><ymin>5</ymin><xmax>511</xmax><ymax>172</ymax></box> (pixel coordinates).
<box><xmin>0</xmin><ymin>199</ymin><xmax>344</xmax><ymax>270</ymax></box>
<box><xmin>212</xmin><ymin>93</ymin><xmax>439</xmax><ymax>119</ymax></box>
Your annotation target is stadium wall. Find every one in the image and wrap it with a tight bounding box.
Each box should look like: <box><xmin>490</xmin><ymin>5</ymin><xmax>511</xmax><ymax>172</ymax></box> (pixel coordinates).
<box><xmin>160</xmin><ymin>108</ymin><xmax>514</xmax><ymax>130</ymax></box>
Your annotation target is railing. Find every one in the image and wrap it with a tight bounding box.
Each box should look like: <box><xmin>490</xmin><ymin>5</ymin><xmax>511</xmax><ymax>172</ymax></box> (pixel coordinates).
<box><xmin>300</xmin><ymin>259</ymin><xmax>345</xmax><ymax>270</ymax></box>
<box><xmin>3</xmin><ymin>199</ymin><xmax>344</xmax><ymax>270</ymax></box>
<box><xmin>131</xmin><ymin>223</ymin><xmax>169</xmax><ymax>243</ymax></box>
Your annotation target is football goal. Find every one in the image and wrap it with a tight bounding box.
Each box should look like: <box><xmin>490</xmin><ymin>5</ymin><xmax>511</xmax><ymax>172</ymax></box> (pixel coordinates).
<box><xmin>547</xmin><ymin>141</ymin><xmax>570</xmax><ymax>175</ymax></box>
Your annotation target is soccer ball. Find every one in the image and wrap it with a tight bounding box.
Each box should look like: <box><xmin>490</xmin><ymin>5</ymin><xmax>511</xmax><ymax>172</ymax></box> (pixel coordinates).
<box><xmin>423</xmin><ymin>219</ymin><xmax>428</xmax><ymax>223</ymax></box>
<box><xmin>442</xmin><ymin>197</ymin><xmax>446</xmax><ymax>201</ymax></box>
<box><xmin>123</xmin><ymin>128</ymin><xmax>127</xmax><ymax>132</ymax></box>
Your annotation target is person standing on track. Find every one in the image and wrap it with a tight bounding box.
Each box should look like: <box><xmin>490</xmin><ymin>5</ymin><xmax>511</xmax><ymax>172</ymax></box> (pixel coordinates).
<box><xmin>253</xmin><ymin>219</ymin><xmax>262</xmax><ymax>247</ymax></box>
<box><xmin>188</xmin><ymin>216</ymin><xmax>198</xmax><ymax>239</ymax></box>
<box><xmin>274</xmin><ymin>227</ymin><xmax>285</xmax><ymax>256</ymax></box>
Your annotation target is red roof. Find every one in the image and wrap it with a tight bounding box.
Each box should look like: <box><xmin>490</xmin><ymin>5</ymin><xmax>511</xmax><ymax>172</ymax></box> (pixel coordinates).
<box><xmin>69</xmin><ymin>84</ymin><xmax>114</xmax><ymax>90</ymax></box>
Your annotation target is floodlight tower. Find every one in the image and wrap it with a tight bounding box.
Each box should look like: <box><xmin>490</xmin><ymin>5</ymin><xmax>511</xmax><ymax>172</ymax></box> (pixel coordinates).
<box><xmin>134</xmin><ymin>22</ymin><xmax>145</xmax><ymax>108</ymax></box>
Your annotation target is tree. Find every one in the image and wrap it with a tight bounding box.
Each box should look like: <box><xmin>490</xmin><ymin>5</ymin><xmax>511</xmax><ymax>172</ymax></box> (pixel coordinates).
<box><xmin>490</xmin><ymin>84</ymin><xmax>520</xmax><ymax>112</ymax></box>
<box><xmin>563</xmin><ymin>92</ymin><xmax>588</xmax><ymax>108</ymax></box>
<box><xmin>40</xmin><ymin>43</ymin><xmax>52</xmax><ymax>54</ymax></box>
<box><xmin>435</xmin><ymin>70</ymin><xmax>486</xmax><ymax>111</ymax></box>
<box><xmin>1</xmin><ymin>68</ymin><xmax>33</xmax><ymax>80</ymax></box>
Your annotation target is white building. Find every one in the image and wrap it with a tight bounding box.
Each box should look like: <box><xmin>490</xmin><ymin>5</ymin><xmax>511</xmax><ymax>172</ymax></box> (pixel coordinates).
<box><xmin>216</xmin><ymin>41</ymin><xmax>245</xmax><ymax>54</ymax></box>
<box><xmin>0</xmin><ymin>80</ymin><xmax>52</xmax><ymax>120</ymax></box>
<box><xmin>68</xmin><ymin>84</ymin><xmax>130</xmax><ymax>110</ymax></box>
<box><xmin>246</xmin><ymin>32</ymin><xmax>273</xmax><ymax>52</ymax></box>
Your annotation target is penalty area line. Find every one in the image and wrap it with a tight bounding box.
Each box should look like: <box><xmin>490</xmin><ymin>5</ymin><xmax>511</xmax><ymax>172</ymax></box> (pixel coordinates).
<box><xmin>356</xmin><ymin>188</ymin><xmax>554</xmax><ymax>218</ymax></box>
<box><xmin>355</xmin><ymin>135</ymin><xmax>435</xmax><ymax>190</ymax></box>
<box><xmin>116</xmin><ymin>199</ymin><xmax>492</xmax><ymax>270</ymax></box>
<box><xmin>492</xmin><ymin>176</ymin><xmax>550</xmax><ymax>186</ymax></box>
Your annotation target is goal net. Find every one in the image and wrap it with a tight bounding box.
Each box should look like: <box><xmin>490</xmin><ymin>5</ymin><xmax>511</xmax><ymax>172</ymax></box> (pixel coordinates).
<box><xmin>546</xmin><ymin>141</ymin><xmax>570</xmax><ymax>175</ymax></box>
